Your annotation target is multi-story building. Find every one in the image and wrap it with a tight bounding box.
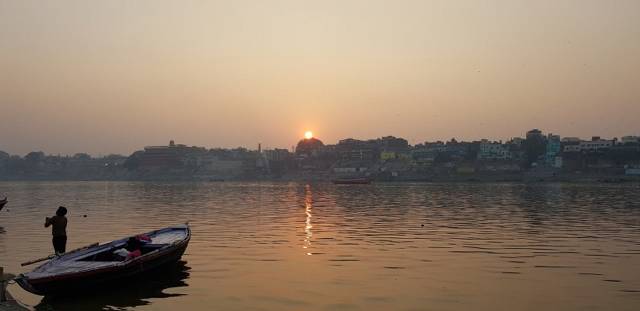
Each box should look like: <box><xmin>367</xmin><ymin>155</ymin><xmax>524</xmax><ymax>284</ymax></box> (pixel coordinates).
<box><xmin>416</xmin><ymin>139</ymin><xmax>469</xmax><ymax>160</ymax></box>
<box><xmin>526</xmin><ymin>129</ymin><xmax>543</xmax><ymax>140</ymax></box>
<box><xmin>264</xmin><ymin>148</ymin><xmax>291</xmax><ymax>161</ymax></box>
<box><xmin>337</xmin><ymin>138</ymin><xmax>376</xmax><ymax>162</ymax></box>
<box><xmin>379</xmin><ymin>136</ymin><xmax>409</xmax><ymax>153</ymax></box>
<box><xmin>477</xmin><ymin>140</ymin><xmax>511</xmax><ymax>160</ymax></box>
<box><xmin>411</xmin><ymin>148</ymin><xmax>437</xmax><ymax>166</ymax></box>
<box><xmin>562</xmin><ymin>137</ymin><xmax>581</xmax><ymax>143</ymax></box>
<box><xmin>138</xmin><ymin>141</ymin><xmax>183</xmax><ymax>168</ymax></box>
<box><xmin>510</xmin><ymin>137</ymin><xmax>525</xmax><ymax>145</ymax></box>
<box><xmin>621</xmin><ymin>136</ymin><xmax>640</xmax><ymax>144</ymax></box>
<box><xmin>579</xmin><ymin>137</ymin><xmax>614</xmax><ymax>152</ymax></box>
<box><xmin>380</xmin><ymin>151</ymin><xmax>397</xmax><ymax>161</ymax></box>
<box><xmin>196</xmin><ymin>154</ymin><xmax>244</xmax><ymax>176</ymax></box>
<box><xmin>545</xmin><ymin>134</ymin><xmax>561</xmax><ymax>167</ymax></box>
<box><xmin>562</xmin><ymin>137</ymin><xmax>615</xmax><ymax>153</ymax></box>
<box><xmin>137</xmin><ymin>140</ymin><xmax>209</xmax><ymax>170</ymax></box>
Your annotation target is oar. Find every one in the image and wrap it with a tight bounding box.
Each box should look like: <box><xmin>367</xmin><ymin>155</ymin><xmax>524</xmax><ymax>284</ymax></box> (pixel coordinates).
<box><xmin>21</xmin><ymin>242</ymin><xmax>99</xmax><ymax>267</ymax></box>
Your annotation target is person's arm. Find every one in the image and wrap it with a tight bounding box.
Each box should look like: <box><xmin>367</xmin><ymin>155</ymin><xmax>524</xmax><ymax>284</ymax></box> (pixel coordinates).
<box><xmin>45</xmin><ymin>216</ymin><xmax>52</xmax><ymax>227</ymax></box>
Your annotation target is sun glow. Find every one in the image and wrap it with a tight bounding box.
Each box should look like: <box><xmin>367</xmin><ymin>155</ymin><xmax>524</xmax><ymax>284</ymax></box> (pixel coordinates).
<box><xmin>304</xmin><ymin>131</ymin><xmax>313</xmax><ymax>139</ymax></box>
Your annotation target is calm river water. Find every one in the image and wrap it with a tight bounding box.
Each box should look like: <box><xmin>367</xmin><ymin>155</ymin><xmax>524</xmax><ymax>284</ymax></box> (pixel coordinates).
<box><xmin>1</xmin><ymin>181</ymin><xmax>639</xmax><ymax>311</ymax></box>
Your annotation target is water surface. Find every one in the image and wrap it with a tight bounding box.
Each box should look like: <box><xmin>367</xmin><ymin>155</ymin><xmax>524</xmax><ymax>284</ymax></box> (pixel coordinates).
<box><xmin>1</xmin><ymin>181</ymin><xmax>639</xmax><ymax>310</ymax></box>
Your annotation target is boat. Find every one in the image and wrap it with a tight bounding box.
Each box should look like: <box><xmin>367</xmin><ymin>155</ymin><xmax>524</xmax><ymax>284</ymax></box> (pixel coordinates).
<box><xmin>16</xmin><ymin>224</ymin><xmax>191</xmax><ymax>296</ymax></box>
<box><xmin>0</xmin><ymin>197</ymin><xmax>7</xmax><ymax>211</ymax></box>
<box><xmin>331</xmin><ymin>177</ymin><xmax>372</xmax><ymax>184</ymax></box>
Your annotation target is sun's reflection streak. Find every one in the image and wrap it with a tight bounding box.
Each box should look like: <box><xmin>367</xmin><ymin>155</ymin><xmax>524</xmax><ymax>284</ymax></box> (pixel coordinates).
<box><xmin>303</xmin><ymin>184</ymin><xmax>313</xmax><ymax>254</ymax></box>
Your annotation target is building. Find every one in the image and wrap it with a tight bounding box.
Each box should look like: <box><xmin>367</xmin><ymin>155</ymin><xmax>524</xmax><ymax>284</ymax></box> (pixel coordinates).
<box><xmin>197</xmin><ymin>154</ymin><xmax>244</xmax><ymax>176</ymax></box>
<box><xmin>336</xmin><ymin>138</ymin><xmax>377</xmax><ymax>162</ymax></box>
<box><xmin>545</xmin><ymin>134</ymin><xmax>561</xmax><ymax>167</ymax></box>
<box><xmin>562</xmin><ymin>137</ymin><xmax>581</xmax><ymax>143</ymax></box>
<box><xmin>264</xmin><ymin>148</ymin><xmax>291</xmax><ymax>161</ymax></box>
<box><xmin>138</xmin><ymin>141</ymin><xmax>184</xmax><ymax>168</ymax></box>
<box><xmin>509</xmin><ymin>137</ymin><xmax>525</xmax><ymax>146</ymax></box>
<box><xmin>380</xmin><ymin>151</ymin><xmax>397</xmax><ymax>161</ymax></box>
<box><xmin>561</xmin><ymin>137</ymin><xmax>615</xmax><ymax>153</ymax></box>
<box><xmin>526</xmin><ymin>129</ymin><xmax>543</xmax><ymax>140</ymax></box>
<box><xmin>621</xmin><ymin>136</ymin><xmax>640</xmax><ymax>144</ymax></box>
<box><xmin>626</xmin><ymin>166</ymin><xmax>640</xmax><ymax>175</ymax></box>
<box><xmin>563</xmin><ymin>144</ymin><xmax>582</xmax><ymax>152</ymax></box>
<box><xmin>379</xmin><ymin>136</ymin><xmax>409</xmax><ymax>153</ymax></box>
<box><xmin>579</xmin><ymin>137</ymin><xmax>614</xmax><ymax>152</ymax></box>
<box><xmin>477</xmin><ymin>140</ymin><xmax>511</xmax><ymax>160</ymax></box>
<box><xmin>414</xmin><ymin>139</ymin><xmax>469</xmax><ymax>160</ymax></box>
<box><xmin>134</xmin><ymin>140</ymin><xmax>210</xmax><ymax>171</ymax></box>
<box><xmin>295</xmin><ymin>138</ymin><xmax>324</xmax><ymax>158</ymax></box>
<box><xmin>411</xmin><ymin>148</ymin><xmax>437</xmax><ymax>166</ymax></box>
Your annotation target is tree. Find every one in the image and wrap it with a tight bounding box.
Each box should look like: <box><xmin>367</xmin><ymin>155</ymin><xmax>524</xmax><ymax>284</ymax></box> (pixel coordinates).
<box><xmin>123</xmin><ymin>151</ymin><xmax>144</xmax><ymax>171</ymax></box>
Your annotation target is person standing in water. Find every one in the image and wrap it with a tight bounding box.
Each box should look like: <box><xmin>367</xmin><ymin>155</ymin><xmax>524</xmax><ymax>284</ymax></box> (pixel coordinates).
<box><xmin>45</xmin><ymin>206</ymin><xmax>68</xmax><ymax>254</ymax></box>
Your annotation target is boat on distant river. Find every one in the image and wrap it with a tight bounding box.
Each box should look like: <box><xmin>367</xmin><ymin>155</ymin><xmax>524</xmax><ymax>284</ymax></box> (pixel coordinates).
<box><xmin>16</xmin><ymin>224</ymin><xmax>191</xmax><ymax>296</ymax></box>
<box><xmin>331</xmin><ymin>177</ymin><xmax>372</xmax><ymax>184</ymax></box>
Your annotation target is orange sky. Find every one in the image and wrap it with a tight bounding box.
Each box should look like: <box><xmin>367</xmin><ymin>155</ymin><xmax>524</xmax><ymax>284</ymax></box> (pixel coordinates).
<box><xmin>1</xmin><ymin>0</ymin><xmax>639</xmax><ymax>156</ymax></box>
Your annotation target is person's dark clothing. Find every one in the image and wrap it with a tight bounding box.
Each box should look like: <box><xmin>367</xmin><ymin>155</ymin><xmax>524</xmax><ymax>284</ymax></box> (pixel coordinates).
<box><xmin>125</xmin><ymin>237</ymin><xmax>142</xmax><ymax>252</ymax></box>
<box><xmin>45</xmin><ymin>215</ymin><xmax>67</xmax><ymax>253</ymax></box>
<box><xmin>52</xmin><ymin>236</ymin><xmax>67</xmax><ymax>253</ymax></box>
<box><xmin>45</xmin><ymin>215</ymin><xmax>67</xmax><ymax>237</ymax></box>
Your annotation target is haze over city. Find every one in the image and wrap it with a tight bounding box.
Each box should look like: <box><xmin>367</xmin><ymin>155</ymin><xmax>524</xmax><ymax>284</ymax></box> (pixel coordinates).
<box><xmin>1</xmin><ymin>0</ymin><xmax>639</xmax><ymax>156</ymax></box>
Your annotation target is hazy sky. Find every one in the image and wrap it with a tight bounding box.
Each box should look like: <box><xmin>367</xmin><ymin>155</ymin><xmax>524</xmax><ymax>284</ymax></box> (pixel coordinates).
<box><xmin>1</xmin><ymin>0</ymin><xmax>639</xmax><ymax>156</ymax></box>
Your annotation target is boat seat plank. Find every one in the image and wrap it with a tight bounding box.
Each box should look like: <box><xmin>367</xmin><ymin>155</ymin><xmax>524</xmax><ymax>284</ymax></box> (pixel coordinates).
<box><xmin>30</xmin><ymin>261</ymin><xmax>117</xmax><ymax>278</ymax></box>
<box><xmin>151</xmin><ymin>230</ymin><xmax>187</xmax><ymax>244</ymax></box>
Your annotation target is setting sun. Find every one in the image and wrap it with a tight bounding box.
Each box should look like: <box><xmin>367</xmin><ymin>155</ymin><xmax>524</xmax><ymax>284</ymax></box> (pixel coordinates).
<box><xmin>304</xmin><ymin>131</ymin><xmax>313</xmax><ymax>139</ymax></box>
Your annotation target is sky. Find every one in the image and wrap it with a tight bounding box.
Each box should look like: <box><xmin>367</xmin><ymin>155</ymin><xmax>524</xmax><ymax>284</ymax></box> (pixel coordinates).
<box><xmin>1</xmin><ymin>0</ymin><xmax>639</xmax><ymax>156</ymax></box>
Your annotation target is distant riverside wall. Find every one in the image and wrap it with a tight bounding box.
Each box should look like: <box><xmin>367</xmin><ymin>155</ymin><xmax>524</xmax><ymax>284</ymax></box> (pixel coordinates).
<box><xmin>2</xmin><ymin>171</ymin><xmax>640</xmax><ymax>184</ymax></box>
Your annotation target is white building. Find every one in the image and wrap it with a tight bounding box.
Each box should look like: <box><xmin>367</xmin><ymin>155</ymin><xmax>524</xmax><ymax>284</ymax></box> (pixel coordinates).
<box><xmin>563</xmin><ymin>144</ymin><xmax>582</xmax><ymax>152</ymax></box>
<box><xmin>478</xmin><ymin>140</ymin><xmax>511</xmax><ymax>160</ymax></box>
<box><xmin>563</xmin><ymin>137</ymin><xmax>615</xmax><ymax>152</ymax></box>
<box><xmin>579</xmin><ymin>139</ymin><xmax>614</xmax><ymax>152</ymax></box>
<box><xmin>621</xmin><ymin>136</ymin><xmax>640</xmax><ymax>144</ymax></box>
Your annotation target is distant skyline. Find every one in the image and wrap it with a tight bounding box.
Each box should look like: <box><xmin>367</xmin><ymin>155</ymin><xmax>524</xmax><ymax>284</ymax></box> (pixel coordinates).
<box><xmin>1</xmin><ymin>0</ymin><xmax>639</xmax><ymax>156</ymax></box>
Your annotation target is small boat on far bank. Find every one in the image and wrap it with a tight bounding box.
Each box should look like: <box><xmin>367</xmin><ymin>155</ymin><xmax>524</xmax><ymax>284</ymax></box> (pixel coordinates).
<box><xmin>331</xmin><ymin>177</ymin><xmax>372</xmax><ymax>184</ymax></box>
<box><xmin>16</xmin><ymin>224</ymin><xmax>191</xmax><ymax>296</ymax></box>
<box><xmin>0</xmin><ymin>197</ymin><xmax>7</xmax><ymax>211</ymax></box>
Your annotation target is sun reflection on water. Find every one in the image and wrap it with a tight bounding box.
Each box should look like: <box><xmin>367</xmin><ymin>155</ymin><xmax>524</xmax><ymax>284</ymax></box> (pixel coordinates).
<box><xmin>303</xmin><ymin>184</ymin><xmax>313</xmax><ymax>253</ymax></box>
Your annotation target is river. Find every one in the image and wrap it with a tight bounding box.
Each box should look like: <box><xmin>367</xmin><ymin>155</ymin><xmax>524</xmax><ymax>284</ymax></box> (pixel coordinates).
<box><xmin>1</xmin><ymin>181</ymin><xmax>639</xmax><ymax>310</ymax></box>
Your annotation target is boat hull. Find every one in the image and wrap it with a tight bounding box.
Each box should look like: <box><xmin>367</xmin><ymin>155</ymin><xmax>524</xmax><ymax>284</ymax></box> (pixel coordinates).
<box><xmin>17</xmin><ymin>227</ymin><xmax>190</xmax><ymax>296</ymax></box>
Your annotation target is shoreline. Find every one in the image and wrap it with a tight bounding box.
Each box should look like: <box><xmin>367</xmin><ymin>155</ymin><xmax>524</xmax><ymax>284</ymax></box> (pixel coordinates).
<box><xmin>1</xmin><ymin>176</ymin><xmax>639</xmax><ymax>184</ymax></box>
<box><xmin>1</xmin><ymin>272</ymin><xmax>30</xmax><ymax>311</ymax></box>
<box><xmin>0</xmin><ymin>290</ymin><xmax>30</xmax><ymax>311</ymax></box>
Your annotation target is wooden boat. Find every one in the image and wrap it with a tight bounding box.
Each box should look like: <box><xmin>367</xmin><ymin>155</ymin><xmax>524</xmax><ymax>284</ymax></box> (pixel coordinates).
<box><xmin>16</xmin><ymin>224</ymin><xmax>191</xmax><ymax>296</ymax></box>
<box><xmin>0</xmin><ymin>197</ymin><xmax>7</xmax><ymax>211</ymax></box>
<box><xmin>331</xmin><ymin>177</ymin><xmax>372</xmax><ymax>184</ymax></box>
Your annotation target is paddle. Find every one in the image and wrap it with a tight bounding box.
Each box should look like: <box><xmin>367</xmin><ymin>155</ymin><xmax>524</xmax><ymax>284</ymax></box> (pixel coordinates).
<box><xmin>20</xmin><ymin>242</ymin><xmax>99</xmax><ymax>267</ymax></box>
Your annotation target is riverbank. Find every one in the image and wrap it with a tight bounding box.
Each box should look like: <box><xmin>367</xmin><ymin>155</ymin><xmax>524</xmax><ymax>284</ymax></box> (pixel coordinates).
<box><xmin>0</xmin><ymin>291</ymin><xmax>30</xmax><ymax>311</ymax></box>
<box><xmin>1</xmin><ymin>173</ymin><xmax>640</xmax><ymax>184</ymax></box>
<box><xmin>1</xmin><ymin>270</ymin><xmax>29</xmax><ymax>311</ymax></box>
